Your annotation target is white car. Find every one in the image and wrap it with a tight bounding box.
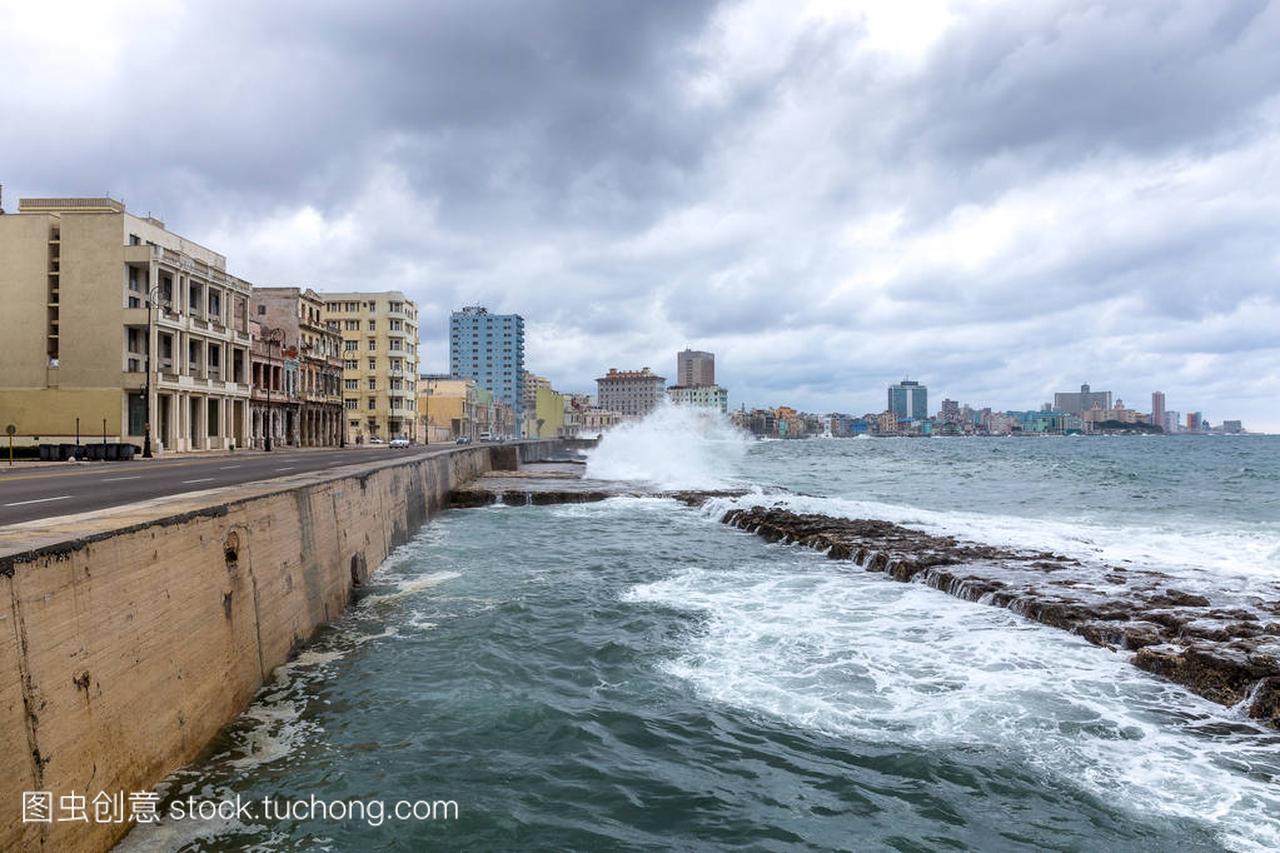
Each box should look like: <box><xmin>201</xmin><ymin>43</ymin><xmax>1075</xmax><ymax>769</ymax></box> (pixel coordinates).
<box><xmin>389</xmin><ymin>437</ymin><xmax>410</xmax><ymax>448</ymax></box>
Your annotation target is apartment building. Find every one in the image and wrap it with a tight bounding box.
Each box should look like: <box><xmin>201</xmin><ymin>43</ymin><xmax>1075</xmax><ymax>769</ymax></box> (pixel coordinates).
<box><xmin>449</xmin><ymin>306</ymin><xmax>526</xmax><ymax>436</ymax></box>
<box><xmin>676</xmin><ymin>349</ymin><xmax>715</xmax><ymax>387</ymax></box>
<box><xmin>319</xmin><ymin>291</ymin><xmax>419</xmax><ymax>442</ymax></box>
<box><xmin>251</xmin><ymin>287</ymin><xmax>344</xmax><ymax>447</ymax></box>
<box><xmin>0</xmin><ymin>197</ymin><xmax>251</xmax><ymax>451</ymax></box>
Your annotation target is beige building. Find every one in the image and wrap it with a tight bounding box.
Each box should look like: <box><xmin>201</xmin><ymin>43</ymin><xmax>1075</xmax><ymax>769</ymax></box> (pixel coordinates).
<box><xmin>250</xmin><ymin>287</ymin><xmax>344</xmax><ymax>447</ymax></box>
<box><xmin>320</xmin><ymin>291</ymin><xmax>419</xmax><ymax>443</ymax></box>
<box><xmin>522</xmin><ymin>370</ymin><xmax>551</xmax><ymax>414</ymax></box>
<box><xmin>596</xmin><ymin>367</ymin><xmax>666</xmax><ymax>419</ymax></box>
<box><xmin>418</xmin><ymin>375</ymin><xmax>477</xmax><ymax>443</ymax></box>
<box><xmin>0</xmin><ymin>197</ymin><xmax>251</xmax><ymax>451</ymax></box>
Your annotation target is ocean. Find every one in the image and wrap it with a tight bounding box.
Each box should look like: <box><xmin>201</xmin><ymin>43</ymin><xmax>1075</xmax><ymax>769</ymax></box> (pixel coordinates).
<box><xmin>120</xmin><ymin>417</ymin><xmax>1280</xmax><ymax>852</ymax></box>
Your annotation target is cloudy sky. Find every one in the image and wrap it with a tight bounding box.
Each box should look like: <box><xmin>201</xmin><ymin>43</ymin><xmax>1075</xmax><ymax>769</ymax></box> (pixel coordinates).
<box><xmin>3</xmin><ymin>0</ymin><xmax>1278</xmax><ymax>429</ymax></box>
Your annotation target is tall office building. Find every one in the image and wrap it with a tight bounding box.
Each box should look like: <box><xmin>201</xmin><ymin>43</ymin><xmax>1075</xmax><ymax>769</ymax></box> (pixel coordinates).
<box><xmin>1151</xmin><ymin>391</ymin><xmax>1166</xmax><ymax>433</ymax></box>
<box><xmin>320</xmin><ymin>291</ymin><xmax>419</xmax><ymax>443</ymax></box>
<box><xmin>1053</xmin><ymin>383</ymin><xmax>1113</xmax><ymax>417</ymax></box>
<box><xmin>888</xmin><ymin>379</ymin><xmax>928</xmax><ymax>421</ymax></box>
<box><xmin>449</xmin><ymin>306</ymin><xmax>526</xmax><ymax>435</ymax></box>
<box><xmin>597</xmin><ymin>367</ymin><xmax>666</xmax><ymax>418</ymax></box>
<box><xmin>0</xmin><ymin>196</ymin><xmax>252</xmax><ymax>452</ymax></box>
<box><xmin>677</xmin><ymin>349</ymin><xmax>715</xmax><ymax>387</ymax></box>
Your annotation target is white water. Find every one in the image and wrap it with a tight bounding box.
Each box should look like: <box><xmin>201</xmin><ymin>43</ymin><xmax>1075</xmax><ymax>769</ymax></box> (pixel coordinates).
<box><xmin>700</xmin><ymin>491</ymin><xmax>1280</xmax><ymax>603</ymax></box>
<box><xmin>625</xmin><ymin>550</ymin><xmax>1280</xmax><ymax>852</ymax></box>
<box><xmin>584</xmin><ymin>403</ymin><xmax>749</xmax><ymax>489</ymax></box>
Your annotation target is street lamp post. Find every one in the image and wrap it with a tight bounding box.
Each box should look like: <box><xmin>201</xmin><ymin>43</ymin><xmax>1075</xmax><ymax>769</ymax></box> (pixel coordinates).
<box><xmin>263</xmin><ymin>327</ymin><xmax>285</xmax><ymax>452</ymax></box>
<box><xmin>143</xmin><ymin>284</ymin><xmax>165</xmax><ymax>458</ymax></box>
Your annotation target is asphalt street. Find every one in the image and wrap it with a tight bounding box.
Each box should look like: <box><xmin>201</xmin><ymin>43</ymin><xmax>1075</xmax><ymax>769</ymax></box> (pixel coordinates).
<box><xmin>0</xmin><ymin>444</ymin><xmax>460</xmax><ymax>527</ymax></box>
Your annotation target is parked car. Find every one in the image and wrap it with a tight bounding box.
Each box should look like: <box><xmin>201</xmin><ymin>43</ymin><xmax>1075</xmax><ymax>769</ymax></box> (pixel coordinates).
<box><xmin>368</xmin><ymin>436</ymin><xmax>385</xmax><ymax>444</ymax></box>
<box><xmin>389</xmin><ymin>437</ymin><xmax>410</xmax><ymax>448</ymax></box>
<box><xmin>454</xmin><ymin>436</ymin><xmax>472</xmax><ymax>445</ymax></box>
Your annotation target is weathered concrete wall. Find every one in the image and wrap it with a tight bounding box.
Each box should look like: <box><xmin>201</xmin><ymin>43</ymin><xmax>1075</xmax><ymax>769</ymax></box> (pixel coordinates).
<box><xmin>0</xmin><ymin>442</ymin><xmax>564</xmax><ymax>853</ymax></box>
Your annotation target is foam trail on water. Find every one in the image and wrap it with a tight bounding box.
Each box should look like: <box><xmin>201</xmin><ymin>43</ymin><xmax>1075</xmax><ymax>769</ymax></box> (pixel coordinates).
<box><xmin>585</xmin><ymin>402</ymin><xmax>749</xmax><ymax>489</ymax></box>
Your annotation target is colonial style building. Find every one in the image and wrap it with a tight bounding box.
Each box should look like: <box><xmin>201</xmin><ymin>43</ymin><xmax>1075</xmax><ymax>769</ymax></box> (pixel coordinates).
<box><xmin>0</xmin><ymin>197</ymin><xmax>251</xmax><ymax>452</ymax></box>
<box><xmin>596</xmin><ymin>367</ymin><xmax>666</xmax><ymax>419</ymax></box>
<box><xmin>251</xmin><ymin>287</ymin><xmax>343</xmax><ymax>446</ymax></box>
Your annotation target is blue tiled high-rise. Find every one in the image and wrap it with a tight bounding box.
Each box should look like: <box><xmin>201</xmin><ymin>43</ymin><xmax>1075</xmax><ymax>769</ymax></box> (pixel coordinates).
<box><xmin>449</xmin><ymin>306</ymin><xmax>526</xmax><ymax>435</ymax></box>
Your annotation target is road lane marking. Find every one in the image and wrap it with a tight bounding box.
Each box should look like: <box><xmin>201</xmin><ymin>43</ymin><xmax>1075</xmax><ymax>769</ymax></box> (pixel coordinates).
<box><xmin>219</xmin><ymin>465</ymin><xmax>242</xmax><ymax>470</ymax></box>
<box><xmin>4</xmin><ymin>495</ymin><xmax>72</xmax><ymax>507</ymax></box>
<box><xmin>275</xmin><ymin>467</ymin><xmax>297</xmax><ymax>472</ymax></box>
<box><xmin>182</xmin><ymin>478</ymin><xmax>216</xmax><ymax>484</ymax></box>
<box><xmin>102</xmin><ymin>476</ymin><xmax>142</xmax><ymax>482</ymax></box>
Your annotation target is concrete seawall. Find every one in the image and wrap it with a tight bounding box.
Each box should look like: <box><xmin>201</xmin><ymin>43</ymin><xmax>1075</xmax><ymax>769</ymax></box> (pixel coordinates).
<box><xmin>0</xmin><ymin>440</ymin><xmax>582</xmax><ymax>853</ymax></box>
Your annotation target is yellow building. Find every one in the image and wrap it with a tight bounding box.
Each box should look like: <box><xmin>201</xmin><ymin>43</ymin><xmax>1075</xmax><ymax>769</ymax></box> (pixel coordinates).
<box><xmin>534</xmin><ymin>385</ymin><xmax>567</xmax><ymax>438</ymax></box>
<box><xmin>418</xmin><ymin>376</ymin><xmax>476</xmax><ymax>443</ymax></box>
<box><xmin>319</xmin><ymin>291</ymin><xmax>419</xmax><ymax>443</ymax></box>
<box><xmin>0</xmin><ymin>197</ymin><xmax>252</xmax><ymax>451</ymax></box>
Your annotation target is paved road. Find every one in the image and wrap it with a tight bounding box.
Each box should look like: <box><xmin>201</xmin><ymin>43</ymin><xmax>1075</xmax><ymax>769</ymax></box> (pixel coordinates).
<box><xmin>0</xmin><ymin>445</ymin><xmax>461</xmax><ymax>527</ymax></box>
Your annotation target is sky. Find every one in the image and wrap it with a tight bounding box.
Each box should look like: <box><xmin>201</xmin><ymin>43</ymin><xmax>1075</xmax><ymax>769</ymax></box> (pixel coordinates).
<box><xmin>2</xmin><ymin>0</ymin><xmax>1278</xmax><ymax>430</ymax></box>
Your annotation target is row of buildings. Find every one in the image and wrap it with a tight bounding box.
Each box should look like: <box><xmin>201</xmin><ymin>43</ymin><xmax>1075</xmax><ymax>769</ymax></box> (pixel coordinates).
<box><xmin>417</xmin><ymin>341</ymin><xmax>731</xmax><ymax>443</ymax></box>
<box><xmin>736</xmin><ymin>380</ymin><xmax>1246</xmax><ymax>439</ymax></box>
<box><xmin>0</xmin><ymin>196</ymin><xmax>420</xmax><ymax>451</ymax></box>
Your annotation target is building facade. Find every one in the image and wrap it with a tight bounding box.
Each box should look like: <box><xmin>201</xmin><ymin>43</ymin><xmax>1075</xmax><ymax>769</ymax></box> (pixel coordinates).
<box><xmin>1053</xmin><ymin>383</ymin><xmax>1113</xmax><ymax>417</ymax></box>
<box><xmin>251</xmin><ymin>287</ymin><xmax>343</xmax><ymax>446</ymax></box>
<box><xmin>449</xmin><ymin>306</ymin><xmax>526</xmax><ymax>436</ymax></box>
<box><xmin>596</xmin><ymin>368</ymin><xmax>666</xmax><ymax>418</ymax></box>
<box><xmin>320</xmin><ymin>291</ymin><xmax>419</xmax><ymax>443</ymax></box>
<box><xmin>0</xmin><ymin>197</ymin><xmax>251</xmax><ymax>452</ymax></box>
<box><xmin>676</xmin><ymin>349</ymin><xmax>715</xmax><ymax>387</ymax></box>
<box><xmin>522</xmin><ymin>370</ymin><xmax>551</xmax><ymax>415</ymax></box>
<box><xmin>1151</xmin><ymin>391</ymin><xmax>1166</xmax><ymax>433</ymax></box>
<box><xmin>667</xmin><ymin>384</ymin><xmax>729</xmax><ymax>412</ymax></box>
<box><xmin>888</xmin><ymin>379</ymin><xmax>928</xmax><ymax>421</ymax></box>
<box><xmin>418</xmin><ymin>375</ymin><xmax>478</xmax><ymax>443</ymax></box>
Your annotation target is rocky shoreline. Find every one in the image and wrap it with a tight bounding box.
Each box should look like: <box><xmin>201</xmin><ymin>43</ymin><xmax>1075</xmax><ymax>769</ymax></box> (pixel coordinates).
<box><xmin>712</xmin><ymin>504</ymin><xmax>1279</xmax><ymax>727</ymax></box>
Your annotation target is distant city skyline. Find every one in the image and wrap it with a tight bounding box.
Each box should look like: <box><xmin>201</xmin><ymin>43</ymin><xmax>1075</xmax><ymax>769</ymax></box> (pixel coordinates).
<box><xmin>4</xmin><ymin>1</ymin><xmax>1277</xmax><ymax>431</ymax></box>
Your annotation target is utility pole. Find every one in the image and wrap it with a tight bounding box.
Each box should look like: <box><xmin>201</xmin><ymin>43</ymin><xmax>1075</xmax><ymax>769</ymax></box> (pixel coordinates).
<box><xmin>263</xmin><ymin>327</ymin><xmax>285</xmax><ymax>451</ymax></box>
<box><xmin>142</xmin><ymin>285</ymin><xmax>163</xmax><ymax>458</ymax></box>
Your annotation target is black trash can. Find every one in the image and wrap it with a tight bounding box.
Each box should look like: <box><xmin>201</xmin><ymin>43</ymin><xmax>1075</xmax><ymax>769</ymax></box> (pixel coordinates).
<box><xmin>85</xmin><ymin>444</ymin><xmax>104</xmax><ymax>461</ymax></box>
<box><xmin>118</xmin><ymin>444</ymin><xmax>137</xmax><ymax>461</ymax></box>
<box><xmin>58</xmin><ymin>443</ymin><xmax>76</xmax><ymax>461</ymax></box>
<box><xmin>104</xmin><ymin>443</ymin><xmax>119</xmax><ymax>460</ymax></box>
<box><xmin>39</xmin><ymin>444</ymin><xmax>53</xmax><ymax>461</ymax></box>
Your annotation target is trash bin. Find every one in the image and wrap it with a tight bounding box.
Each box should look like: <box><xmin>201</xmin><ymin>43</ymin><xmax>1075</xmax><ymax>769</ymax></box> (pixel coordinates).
<box><xmin>58</xmin><ymin>443</ymin><xmax>76</xmax><ymax>461</ymax></box>
<box><xmin>85</xmin><ymin>444</ymin><xmax>105</xmax><ymax>461</ymax></box>
<box><xmin>38</xmin><ymin>444</ymin><xmax>53</xmax><ymax>461</ymax></box>
<box><xmin>104</xmin><ymin>443</ymin><xmax>119</xmax><ymax>460</ymax></box>
<box><xmin>118</xmin><ymin>444</ymin><xmax>137</xmax><ymax>461</ymax></box>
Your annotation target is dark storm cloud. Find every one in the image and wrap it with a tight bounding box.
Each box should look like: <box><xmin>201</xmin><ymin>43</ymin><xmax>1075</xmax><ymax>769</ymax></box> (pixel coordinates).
<box><xmin>2</xmin><ymin>0</ymin><xmax>1278</xmax><ymax>428</ymax></box>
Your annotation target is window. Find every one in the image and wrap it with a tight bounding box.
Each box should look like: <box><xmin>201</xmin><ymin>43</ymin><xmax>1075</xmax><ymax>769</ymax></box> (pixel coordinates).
<box><xmin>345</xmin><ymin>399</ymin><xmax>357</xmax><ymax>410</ymax></box>
<box><xmin>344</xmin><ymin>379</ymin><xmax>357</xmax><ymax>390</ymax></box>
<box><xmin>368</xmin><ymin>358</ymin><xmax>376</xmax><ymax>370</ymax></box>
<box><xmin>257</xmin><ymin>305</ymin><xmax>266</xmax><ymax>315</ymax></box>
<box><xmin>344</xmin><ymin>359</ymin><xmax>358</xmax><ymax>370</ymax></box>
<box><xmin>367</xmin><ymin>338</ymin><xmax>376</xmax><ymax>351</ymax></box>
<box><xmin>208</xmin><ymin>290</ymin><xmax>222</xmax><ymax>319</ymax></box>
<box><xmin>367</xmin><ymin>320</ymin><xmax>376</xmax><ymax>331</ymax></box>
<box><xmin>344</xmin><ymin>340</ymin><xmax>357</xmax><ymax>352</ymax></box>
<box><xmin>367</xmin><ymin>397</ymin><xmax>376</xmax><ymax>410</ymax></box>
<box><xmin>345</xmin><ymin>319</ymin><xmax>359</xmax><ymax>331</ymax></box>
<box><xmin>368</xmin><ymin>378</ymin><xmax>377</xmax><ymax>390</ymax></box>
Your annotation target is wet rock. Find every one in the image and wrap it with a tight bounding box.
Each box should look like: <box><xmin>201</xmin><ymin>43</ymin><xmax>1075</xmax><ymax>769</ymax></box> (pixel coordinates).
<box><xmin>718</xmin><ymin>503</ymin><xmax>1280</xmax><ymax>728</ymax></box>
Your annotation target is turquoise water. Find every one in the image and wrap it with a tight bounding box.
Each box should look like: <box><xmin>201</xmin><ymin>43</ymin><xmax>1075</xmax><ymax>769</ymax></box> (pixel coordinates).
<box><xmin>122</xmin><ymin>436</ymin><xmax>1280</xmax><ymax>852</ymax></box>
